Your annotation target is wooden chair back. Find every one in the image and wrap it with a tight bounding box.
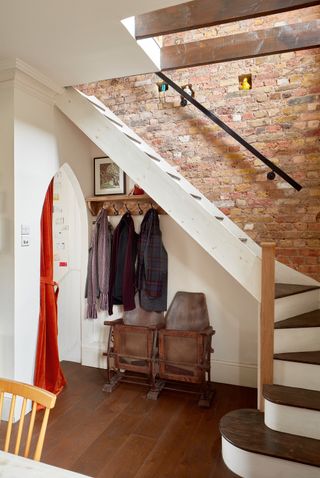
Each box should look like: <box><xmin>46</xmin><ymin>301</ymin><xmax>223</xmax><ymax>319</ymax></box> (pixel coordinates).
<box><xmin>165</xmin><ymin>291</ymin><xmax>210</xmax><ymax>330</ymax></box>
<box><xmin>159</xmin><ymin>291</ymin><xmax>214</xmax><ymax>384</ymax></box>
<box><xmin>0</xmin><ymin>378</ymin><xmax>56</xmax><ymax>461</ymax></box>
<box><xmin>122</xmin><ymin>297</ymin><xmax>165</xmax><ymax>328</ymax></box>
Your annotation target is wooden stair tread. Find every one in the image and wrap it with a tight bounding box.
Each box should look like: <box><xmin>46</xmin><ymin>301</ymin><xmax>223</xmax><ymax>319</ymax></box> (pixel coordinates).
<box><xmin>274</xmin><ymin>350</ymin><xmax>320</xmax><ymax>365</ymax></box>
<box><xmin>263</xmin><ymin>384</ymin><xmax>320</xmax><ymax>411</ymax></box>
<box><xmin>275</xmin><ymin>309</ymin><xmax>320</xmax><ymax>329</ymax></box>
<box><xmin>275</xmin><ymin>283</ymin><xmax>320</xmax><ymax>299</ymax></box>
<box><xmin>220</xmin><ymin>409</ymin><xmax>320</xmax><ymax>468</ymax></box>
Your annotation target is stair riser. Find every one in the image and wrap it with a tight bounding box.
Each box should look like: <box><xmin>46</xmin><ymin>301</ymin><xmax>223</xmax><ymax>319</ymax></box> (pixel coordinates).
<box><xmin>222</xmin><ymin>437</ymin><xmax>319</xmax><ymax>478</ymax></box>
<box><xmin>265</xmin><ymin>400</ymin><xmax>320</xmax><ymax>440</ymax></box>
<box><xmin>274</xmin><ymin>360</ymin><xmax>320</xmax><ymax>391</ymax></box>
<box><xmin>275</xmin><ymin>290</ymin><xmax>320</xmax><ymax>322</ymax></box>
<box><xmin>274</xmin><ymin>328</ymin><xmax>320</xmax><ymax>354</ymax></box>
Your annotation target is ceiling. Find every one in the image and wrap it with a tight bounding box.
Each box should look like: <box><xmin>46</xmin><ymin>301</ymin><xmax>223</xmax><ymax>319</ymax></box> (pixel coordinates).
<box><xmin>0</xmin><ymin>0</ymin><xmax>186</xmax><ymax>86</ymax></box>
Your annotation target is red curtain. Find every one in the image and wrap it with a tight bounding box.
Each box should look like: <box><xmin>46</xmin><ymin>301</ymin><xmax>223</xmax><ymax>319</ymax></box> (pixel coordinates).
<box><xmin>34</xmin><ymin>180</ymin><xmax>66</xmax><ymax>394</ymax></box>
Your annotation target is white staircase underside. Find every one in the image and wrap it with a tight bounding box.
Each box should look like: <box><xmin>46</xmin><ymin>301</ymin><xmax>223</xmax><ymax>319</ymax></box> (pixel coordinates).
<box><xmin>55</xmin><ymin>88</ymin><xmax>319</xmax><ymax>300</ymax></box>
<box><xmin>56</xmin><ymin>88</ymin><xmax>262</xmax><ymax>299</ymax></box>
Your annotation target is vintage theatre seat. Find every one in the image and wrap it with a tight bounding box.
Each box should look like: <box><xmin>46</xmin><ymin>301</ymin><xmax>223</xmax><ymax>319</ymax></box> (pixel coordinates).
<box><xmin>158</xmin><ymin>291</ymin><xmax>215</xmax><ymax>406</ymax></box>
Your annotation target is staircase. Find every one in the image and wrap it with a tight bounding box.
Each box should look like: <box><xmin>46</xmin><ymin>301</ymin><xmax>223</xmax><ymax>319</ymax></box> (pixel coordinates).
<box><xmin>220</xmin><ymin>284</ymin><xmax>320</xmax><ymax>478</ymax></box>
<box><xmin>55</xmin><ymin>87</ymin><xmax>319</xmax><ymax>301</ymax></box>
<box><xmin>54</xmin><ymin>88</ymin><xmax>320</xmax><ymax>475</ymax></box>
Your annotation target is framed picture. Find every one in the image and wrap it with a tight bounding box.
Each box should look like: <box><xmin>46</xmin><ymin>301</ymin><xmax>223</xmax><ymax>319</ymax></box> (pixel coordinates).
<box><xmin>94</xmin><ymin>156</ymin><xmax>126</xmax><ymax>196</ymax></box>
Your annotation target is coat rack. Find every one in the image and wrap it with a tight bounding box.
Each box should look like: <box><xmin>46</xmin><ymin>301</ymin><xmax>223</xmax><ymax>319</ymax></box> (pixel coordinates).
<box><xmin>86</xmin><ymin>194</ymin><xmax>166</xmax><ymax>216</ymax></box>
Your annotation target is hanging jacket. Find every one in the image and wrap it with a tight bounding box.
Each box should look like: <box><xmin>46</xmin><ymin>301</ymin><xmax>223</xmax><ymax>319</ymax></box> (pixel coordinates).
<box><xmin>137</xmin><ymin>208</ymin><xmax>168</xmax><ymax>312</ymax></box>
<box><xmin>85</xmin><ymin>209</ymin><xmax>112</xmax><ymax>318</ymax></box>
<box><xmin>108</xmin><ymin>212</ymin><xmax>137</xmax><ymax>315</ymax></box>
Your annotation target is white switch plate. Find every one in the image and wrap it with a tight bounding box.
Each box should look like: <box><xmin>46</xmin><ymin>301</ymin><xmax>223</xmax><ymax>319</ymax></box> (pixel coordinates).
<box><xmin>21</xmin><ymin>236</ymin><xmax>30</xmax><ymax>247</ymax></box>
<box><xmin>21</xmin><ymin>224</ymin><xmax>30</xmax><ymax>235</ymax></box>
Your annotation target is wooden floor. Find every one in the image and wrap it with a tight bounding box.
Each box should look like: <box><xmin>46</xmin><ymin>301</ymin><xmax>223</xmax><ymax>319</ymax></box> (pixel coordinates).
<box><xmin>21</xmin><ymin>362</ymin><xmax>258</xmax><ymax>477</ymax></box>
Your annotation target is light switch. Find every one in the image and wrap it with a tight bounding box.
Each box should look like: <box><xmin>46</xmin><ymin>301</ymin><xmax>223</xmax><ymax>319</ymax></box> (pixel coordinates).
<box><xmin>21</xmin><ymin>224</ymin><xmax>30</xmax><ymax>235</ymax></box>
<box><xmin>21</xmin><ymin>236</ymin><xmax>30</xmax><ymax>247</ymax></box>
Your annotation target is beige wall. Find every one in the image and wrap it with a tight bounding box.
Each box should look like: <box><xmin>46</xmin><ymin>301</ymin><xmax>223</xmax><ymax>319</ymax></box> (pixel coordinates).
<box><xmin>0</xmin><ymin>77</ymin><xmax>14</xmax><ymax>378</ymax></box>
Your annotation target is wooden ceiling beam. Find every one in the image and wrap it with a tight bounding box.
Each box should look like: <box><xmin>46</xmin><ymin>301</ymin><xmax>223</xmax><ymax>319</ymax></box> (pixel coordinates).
<box><xmin>160</xmin><ymin>20</ymin><xmax>320</xmax><ymax>70</ymax></box>
<box><xmin>135</xmin><ymin>0</ymin><xmax>320</xmax><ymax>39</ymax></box>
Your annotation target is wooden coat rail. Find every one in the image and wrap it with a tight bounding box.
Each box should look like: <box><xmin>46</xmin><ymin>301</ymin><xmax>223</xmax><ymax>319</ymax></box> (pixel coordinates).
<box><xmin>86</xmin><ymin>194</ymin><xmax>166</xmax><ymax>216</ymax></box>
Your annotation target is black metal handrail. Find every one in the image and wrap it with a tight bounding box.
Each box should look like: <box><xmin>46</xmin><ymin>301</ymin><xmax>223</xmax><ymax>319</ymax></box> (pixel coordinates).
<box><xmin>156</xmin><ymin>72</ymin><xmax>302</xmax><ymax>191</ymax></box>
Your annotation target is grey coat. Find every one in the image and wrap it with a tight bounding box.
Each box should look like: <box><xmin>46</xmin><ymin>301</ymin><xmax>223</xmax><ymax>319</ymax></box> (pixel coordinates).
<box><xmin>85</xmin><ymin>209</ymin><xmax>112</xmax><ymax>318</ymax></box>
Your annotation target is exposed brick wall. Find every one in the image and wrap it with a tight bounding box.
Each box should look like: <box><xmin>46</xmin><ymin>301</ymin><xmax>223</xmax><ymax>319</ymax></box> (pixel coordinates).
<box><xmin>79</xmin><ymin>7</ymin><xmax>320</xmax><ymax>281</ymax></box>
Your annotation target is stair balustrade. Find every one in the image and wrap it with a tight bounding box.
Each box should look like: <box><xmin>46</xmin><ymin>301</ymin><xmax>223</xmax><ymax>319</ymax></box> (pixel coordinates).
<box><xmin>259</xmin><ymin>242</ymin><xmax>276</xmax><ymax>411</ymax></box>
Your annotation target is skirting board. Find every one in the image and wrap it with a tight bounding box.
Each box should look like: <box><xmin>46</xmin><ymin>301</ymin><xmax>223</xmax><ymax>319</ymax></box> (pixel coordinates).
<box><xmin>212</xmin><ymin>359</ymin><xmax>257</xmax><ymax>388</ymax></box>
<box><xmin>82</xmin><ymin>344</ymin><xmax>257</xmax><ymax>388</ymax></box>
<box><xmin>82</xmin><ymin>343</ymin><xmax>107</xmax><ymax>370</ymax></box>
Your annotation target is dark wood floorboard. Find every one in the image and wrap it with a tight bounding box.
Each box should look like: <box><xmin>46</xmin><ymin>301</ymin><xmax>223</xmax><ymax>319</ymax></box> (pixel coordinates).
<box><xmin>2</xmin><ymin>362</ymin><xmax>256</xmax><ymax>477</ymax></box>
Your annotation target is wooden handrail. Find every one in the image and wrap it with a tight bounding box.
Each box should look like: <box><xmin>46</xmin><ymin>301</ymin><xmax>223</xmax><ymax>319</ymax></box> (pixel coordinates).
<box><xmin>259</xmin><ymin>242</ymin><xmax>276</xmax><ymax>411</ymax></box>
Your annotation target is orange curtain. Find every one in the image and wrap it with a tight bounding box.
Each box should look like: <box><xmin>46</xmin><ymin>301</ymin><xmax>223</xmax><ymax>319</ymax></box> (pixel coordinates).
<box><xmin>34</xmin><ymin>180</ymin><xmax>66</xmax><ymax>394</ymax></box>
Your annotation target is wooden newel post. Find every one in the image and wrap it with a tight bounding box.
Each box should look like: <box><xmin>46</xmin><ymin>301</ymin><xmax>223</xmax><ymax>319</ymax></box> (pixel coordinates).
<box><xmin>259</xmin><ymin>242</ymin><xmax>276</xmax><ymax>411</ymax></box>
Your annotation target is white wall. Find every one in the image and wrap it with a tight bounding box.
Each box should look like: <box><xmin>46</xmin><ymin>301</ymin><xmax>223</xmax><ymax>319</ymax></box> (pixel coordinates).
<box><xmin>3</xmin><ymin>67</ymin><xmax>259</xmax><ymax>390</ymax></box>
<box><xmin>14</xmin><ymin>82</ymin><xmax>60</xmax><ymax>384</ymax></box>
<box><xmin>83</xmin><ymin>211</ymin><xmax>259</xmax><ymax>387</ymax></box>
<box><xmin>164</xmin><ymin>217</ymin><xmax>259</xmax><ymax>387</ymax></box>
<box><xmin>53</xmin><ymin>167</ymin><xmax>82</xmax><ymax>363</ymax></box>
<box><xmin>12</xmin><ymin>73</ymin><xmax>92</xmax><ymax>385</ymax></box>
<box><xmin>0</xmin><ymin>76</ymin><xmax>14</xmax><ymax>378</ymax></box>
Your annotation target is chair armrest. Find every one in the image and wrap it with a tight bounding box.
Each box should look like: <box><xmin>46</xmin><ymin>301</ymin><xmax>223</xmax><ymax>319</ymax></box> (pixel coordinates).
<box><xmin>200</xmin><ymin>327</ymin><xmax>216</xmax><ymax>337</ymax></box>
<box><xmin>104</xmin><ymin>318</ymin><xmax>124</xmax><ymax>326</ymax></box>
<box><xmin>152</xmin><ymin>323</ymin><xmax>166</xmax><ymax>330</ymax></box>
<box><xmin>160</xmin><ymin>326</ymin><xmax>215</xmax><ymax>336</ymax></box>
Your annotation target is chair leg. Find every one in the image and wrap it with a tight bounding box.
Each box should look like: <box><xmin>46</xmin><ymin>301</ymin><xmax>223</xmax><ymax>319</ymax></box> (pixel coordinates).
<box><xmin>198</xmin><ymin>386</ymin><xmax>215</xmax><ymax>408</ymax></box>
<box><xmin>146</xmin><ymin>379</ymin><xmax>165</xmax><ymax>400</ymax></box>
<box><xmin>146</xmin><ymin>329</ymin><xmax>164</xmax><ymax>400</ymax></box>
<box><xmin>102</xmin><ymin>371</ymin><xmax>122</xmax><ymax>393</ymax></box>
<box><xmin>103</xmin><ymin>326</ymin><xmax>122</xmax><ymax>393</ymax></box>
<box><xmin>198</xmin><ymin>361</ymin><xmax>215</xmax><ymax>407</ymax></box>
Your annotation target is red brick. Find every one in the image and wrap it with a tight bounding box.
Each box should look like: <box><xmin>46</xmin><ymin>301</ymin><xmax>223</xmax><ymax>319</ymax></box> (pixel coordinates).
<box><xmin>78</xmin><ymin>5</ymin><xmax>320</xmax><ymax>281</ymax></box>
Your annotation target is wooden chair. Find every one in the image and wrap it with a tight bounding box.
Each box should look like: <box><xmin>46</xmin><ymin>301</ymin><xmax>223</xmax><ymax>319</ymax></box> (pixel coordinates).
<box><xmin>0</xmin><ymin>378</ymin><xmax>56</xmax><ymax>461</ymax></box>
<box><xmin>158</xmin><ymin>291</ymin><xmax>215</xmax><ymax>406</ymax></box>
<box><xmin>103</xmin><ymin>300</ymin><xmax>165</xmax><ymax>396</ymax></box>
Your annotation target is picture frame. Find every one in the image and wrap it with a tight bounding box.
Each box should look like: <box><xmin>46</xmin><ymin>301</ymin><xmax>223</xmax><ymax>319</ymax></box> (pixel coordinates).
<box><xmin>94</xmin><ymin>156</ymin><xmax>126</xmax><ymax>196</ymax></box>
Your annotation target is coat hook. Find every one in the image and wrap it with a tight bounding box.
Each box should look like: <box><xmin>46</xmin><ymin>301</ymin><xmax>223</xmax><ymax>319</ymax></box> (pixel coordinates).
<box><xmin>113</xmin><ymin>203</ymin><xmax>119</xmax><ymax>216</ymax></box>
<box><xmin>138</xmin><ymin>203</ymin><xmax>143</xmax><ymax>215</ymax></box>
<box><xmin>150</xmin><ymin>202</ymin><xmax>154</xmax><ymax>209</ymax></box>
<box><xmin>124</xmin><ymin>203</ymin><xmax>131</xmax><ymax>214</ymax></box>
